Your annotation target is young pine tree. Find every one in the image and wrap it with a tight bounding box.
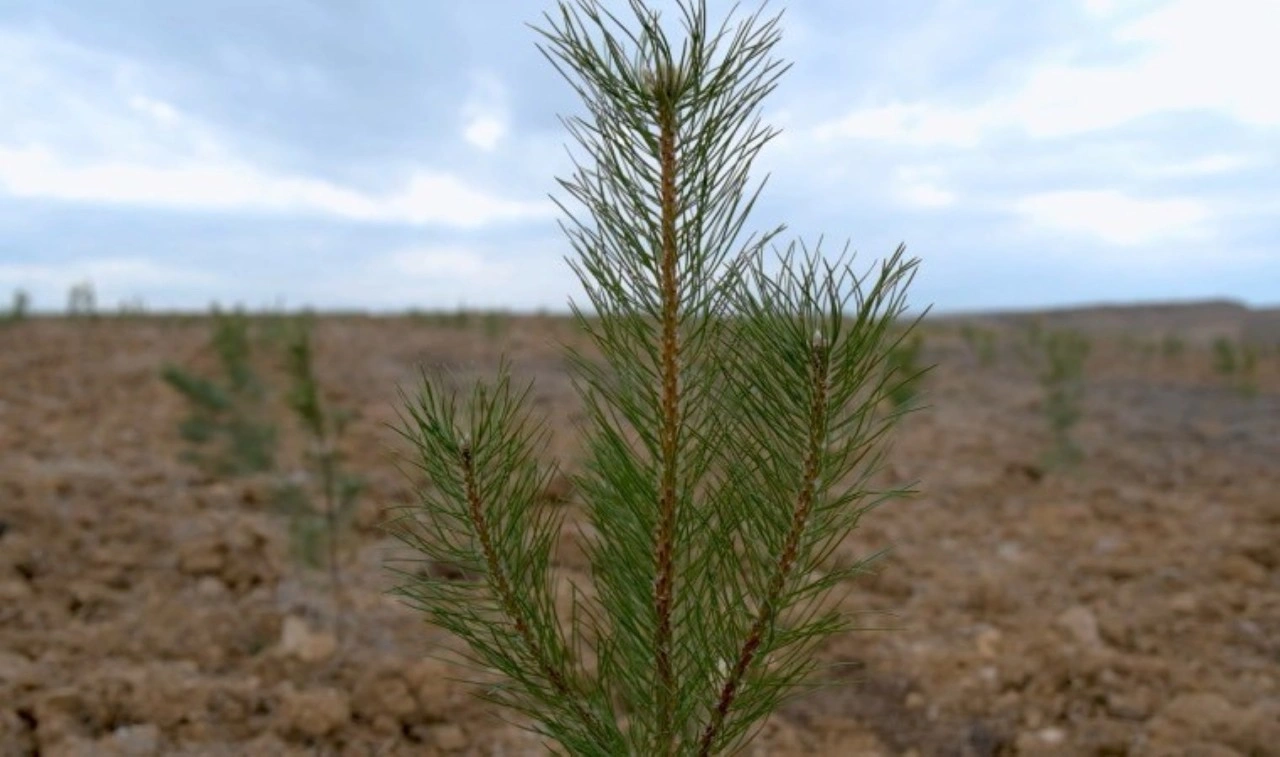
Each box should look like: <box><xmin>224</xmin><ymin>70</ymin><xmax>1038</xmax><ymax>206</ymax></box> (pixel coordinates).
<box><xmin>161</xmin><ymin>309</ymin><xmax>277</xmax><ymax>475</ymax></box>
<box><xmin>278</xmin><ymin>316</ymin><xmax>364</xmax><ymax>632</ymax></box>
<box><xmin>386</xmin><ymin>2</ymin><xmax>925</xmax><ymax>754</ymax></box>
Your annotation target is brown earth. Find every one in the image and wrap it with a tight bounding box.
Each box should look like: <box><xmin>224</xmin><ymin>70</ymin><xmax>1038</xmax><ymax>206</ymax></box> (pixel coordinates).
<box><xmin>1</xmin><ymin>304</ymin><xmax>1277</xmax><ymax>756</ymax></box>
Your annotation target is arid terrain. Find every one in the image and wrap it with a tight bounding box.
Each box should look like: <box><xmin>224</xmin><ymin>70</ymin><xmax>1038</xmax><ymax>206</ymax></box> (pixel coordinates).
<box><xmin>1</xmin><ymin>300</ymin><xmax>1277</xmax><ymax>756</ymax></box>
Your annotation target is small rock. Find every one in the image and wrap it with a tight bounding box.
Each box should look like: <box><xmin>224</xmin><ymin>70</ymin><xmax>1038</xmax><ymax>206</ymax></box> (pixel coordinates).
<box><xmin>405</xmin><ymin>656</ymin><xmax>462</xmax><ymax>721</ymax></box>
<box><xmin>276</xmin><ymin>685</ymin><xmax>350</xmax><ymax>739</ymax></box>
<box><xmin>1106</xmin><ymin>689</ymin><xmax>1153</xmax><ymax>720</ymax></box>
<box><xmin>109</xmin><ymin>723</ymin><xmax>161</xmax><ymax>756</ymax></box>
<box><xmin>430</xmin><ymin>723</ymin><xmax>468</xmax><ymax>751</ymax></box>
<box><xmin>1014</xmin><ymin>726</ymin><xmax>1069</xmax><ymax>755</ymax></box>
<box><xmin>352</xmin><ymin>661</ymin><xmax>418</xmax><ymax>724</ymax></box>
<box><xmin>1168</xmin><ymin>592</ymin><xmax>1198</xmax><ymax>613</ymax></box>
<box><xmin>975</xmin><ymin>626</ymin><xmax>1001</xmax><ymax>658</ymax></box>
<box><xmin>1023</xmin><ymin>708</ymin><xmax>1044</xmax><ymax>729</ymax></box>
<box><xmin>0</xmin><ymin>579</ymin><xmax>32</xmax><ymax>600</ymax></box>
<box><xmin>996</xmin><ymin>542</ymin><xmax>1024</xmax><ymax>562</ymax></box>
<box><xmin>1218</xmin><ymin>555</ymin><xmax>1267</xmax><ymax>586</ymax></box>
<box><xmin>1056</xmin><ymin>605</ymin><xmax>1101</xmax><ymax>647</ymax></box>
<box><xmin>177</xmin><ymin>537</ymin><xmax>224</xmax><ymax>575</ymax></box>
<box><xmin>195</xmin><ymin>576</ymin><xmax>226</xmax><ymax>597</ymax></box>
<box><xmin>278</xmin><ymin>616</ymin><xmax>337</xmax><ymax>663</ymax></box>
<box><xmin>0</xmin><ymin>651</ymin><xmax>38</xmax><ymax>687</ymax></box>
<box><xmin>1147</xmin><ymin>691</ymin><xmax>1280</xmax><ymax>754</ymax></box>
<box><xmin>40</xmin><ymin>735</ymin><xmax>100</xmax><ymax>757</ymax></box>
<box><xmin>1037</xmin><ymin>727</ymin><xmax>1066</xmax><ymax>745</ymax></box>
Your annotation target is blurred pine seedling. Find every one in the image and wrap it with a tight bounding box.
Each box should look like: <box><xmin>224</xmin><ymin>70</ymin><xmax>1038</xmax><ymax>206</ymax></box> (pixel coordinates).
<box><xmin>160</xmin><ymin>308</ymin><xmax>277</xmax><ymax>475</ymax></box>
<box><xmin>274</xmin><ymin>316</ymin><xmax>364</xmax><ymax>628</ymax></box>
<box><xmin>1038</xmin><ymin>329</ymin><xmax>1090</xmax><ymax>469</ymax></box>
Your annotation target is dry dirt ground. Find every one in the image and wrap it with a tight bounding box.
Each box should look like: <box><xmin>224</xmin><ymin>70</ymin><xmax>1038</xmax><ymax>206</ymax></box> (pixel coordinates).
<box><xmin>1</xmin><ymin>303</ymin><xmax>1277</xmax><ymax>756</ymax></box>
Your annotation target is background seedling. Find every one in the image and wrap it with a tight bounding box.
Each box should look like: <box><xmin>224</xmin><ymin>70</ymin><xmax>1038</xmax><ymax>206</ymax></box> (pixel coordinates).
<box><xmin>1212</xmin><ymin>336</ymin><xmax>1258</xmax><ymax>397</ymax></box>
<box><xmin>67</xmin><ymin>280</ymin><xmax>96</xmax><ymax>318</ymax></box>
<box><xmin>160</xmin><ymin>308</ymin><xmax>277</xmax><ymax>476</ymax></box>
<box><xmin>960</xmin><ymin>323</ymin><xmax>997</xmax><ymax>368</ymax></box>
<box><xmin>1038</xmin><ymin>329</ymin><xmax>1090</xmax><ymax>469</ymax></box>
<box><xmin>886</xmin><ymin>330</ymin><xmax>927</xmax><ymax>409</ymax></box>
<box><xmin>4</xmin><ymin>289</ymin><xmax>29</xmax><ymax>324</ymax></box>
<box><xmin>275</xmin><ymin>316</ymin><xmax>364</xmax><ymax>634</ymax></box>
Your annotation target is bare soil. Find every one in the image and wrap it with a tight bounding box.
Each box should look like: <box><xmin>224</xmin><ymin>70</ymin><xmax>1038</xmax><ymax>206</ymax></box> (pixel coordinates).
<box><xmin>1</xmin><ymin>304</ymin><xmax>1277</xmax><ymax>756</ymax></box>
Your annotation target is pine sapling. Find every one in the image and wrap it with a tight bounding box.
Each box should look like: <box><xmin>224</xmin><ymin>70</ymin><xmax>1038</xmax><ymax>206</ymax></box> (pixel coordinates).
<box><xmin>1212</xmin><ymin>336</ymin><xmax>1259</xmax><ymax>396</ymax></box>
<box><xmin>1212</xmin><ymin>336</ymin><xmax>1237</xmax><ymax>376</ymax></box>
<box><xmin>384</xmin><ymin>2</ymin><xmax>926</xmax><ymax>754</ymax></box>
<box><xmin>1038</xmin><ymin>328</ymin><xmax>1090</xmax><ymax>469</ymax></box>
<box><xmin>67</xmin><ymin>281</ymin><xmax>96</xmax><ymax>318</ymax></box>
<box><xmin>960</xmin><ymin>323</ymin><xmax>996</xmax><ymax>367</ymax></box>
<box><xmin>885</xmin><ymin>330</ymin><xmax>927</xmax><ymax>409</ymax></box>
<box><xmin>278</xmin><ymin>316</ymin><xmax>364</xmax><ymax>633</ymax></box>
<box><xmin>161</xmin><ymin>308</ymin><xmax>277</xmax><ymax>475</ymax></box>
<box><xmin>8</xmin><ymin>289</ymin><xmax>30</xmax><ymax>323</ymax></box>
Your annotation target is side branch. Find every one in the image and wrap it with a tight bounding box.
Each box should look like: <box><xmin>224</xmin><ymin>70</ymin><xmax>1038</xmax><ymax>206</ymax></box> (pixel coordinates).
<box><xmin>698</xmin><ymin>330</ymin><xmax>831</xmax><ymax>755</ymax></box>
<box><xmin>456</xmin><ymin>441</ymin><xmax>603</xmax><ymax>738</ymax></box>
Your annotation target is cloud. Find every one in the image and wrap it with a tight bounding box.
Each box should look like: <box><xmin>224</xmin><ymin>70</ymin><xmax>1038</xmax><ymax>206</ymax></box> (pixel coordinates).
<box><xmin>127</xmin><ymin>95</ymin><xmax>180</xmax><ymax>126</ymax></box>
<box><xmin>1013</xmin><ymin>189</ymin><xmax>1211</xmax><ymax>246</ymax></box>
<box><xmin>1146</xmin><ymin>154</ymin><xmax>1256</xmax><ymax>177</ymax></box>
<box><xmin>0</xmin><ymin>144</ymin><xmax>555</xmax><ymax>227</ymax></box>
<box><xmin>807</xmin><ymin>0</ymin><xmax>1280</xmax><ymax>147</ymax></box>
<box><xmin>892</xmin><ymin>166</ymin><xmax>957</xmax><ymax>208</ymax></box>
<box><xmin>0</xmin><ymin>29</ymin><xmax>549</xmax><ymax>227</ymax></box>
<box><xmin>460</xmin><ymin>71</ymin><xmax>510</xmax><ymax>152</ymax></box>
<box><xmin>304</xmin><ymin>240</ymin><xmax>577</xmax><ymax>311</ymax></box>
<box><xmin>813</xmin><ymin>102</ymin><xmax>987</xmax><ymax>149</ymax></box>
<box><xmin>386</xmin><ymin>246</ymin><xmax>512</xmax><ymax>280</ymax></box>
<box><xmin>464</xmin><ymin>116</ymin><xmax>507</xmax><ymax>152</ymax></box>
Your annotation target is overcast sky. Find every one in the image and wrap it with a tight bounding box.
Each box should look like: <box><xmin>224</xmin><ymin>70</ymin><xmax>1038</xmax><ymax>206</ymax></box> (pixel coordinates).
<box><xmin>0</xmin><ymin>0</ymin><xmax>1276</xmax><ymax>315</ymax></box>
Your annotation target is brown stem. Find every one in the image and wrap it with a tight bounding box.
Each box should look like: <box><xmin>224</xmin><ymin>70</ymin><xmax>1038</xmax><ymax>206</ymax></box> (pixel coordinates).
<box><xmin>698</xmin><ymin>333</ymin><xmax>830</xmax><ymax>756</ymax></box>
<box><xmin>653</xmin><ymin>93</ymin><xmax>682</xmax><ymax>755</ymax></box>
<box><xmin>457</xmin><ymin>442</ymin><xmax>603</xmax><ymax>740</ymax></box>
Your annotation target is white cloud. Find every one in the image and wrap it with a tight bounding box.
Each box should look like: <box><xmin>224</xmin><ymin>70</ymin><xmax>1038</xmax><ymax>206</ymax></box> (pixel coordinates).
<box><xmin>807</xmin><ymin>0</ymin><xmax>1280</xmax><ymax>147</ymax></box>
<box><xmin>0</xmin><ymin>144</ymin><xmax>555</xmax><ymax>227</ymax></box>
<box><xmin>1080</xmin><ymin>0</ymin><xmax>1165</xmax><ymax>19</ymax></box>
<box><xmin>386</xmin><ymin>246</ymin><xmax>512</xmax><ymax>280</ymax></box>
<box><xmin>460</xmin><ymin>71</ymin><xmax>509</xmax><ymax>152</ymax></box>
<box><xmin>812</xmin><ymin>102</ymin><xmax>986</xmax><ymax>149</ymax></box>
<box><xmin>1147</xmin><ymin>153</ymin><xmax>1256</xmax><ymax>177</ymax></box>
<box><xmin>303</xmin><ymin>239</ymin><xmax>575</xmax><ymax>311</ymax></box>
<box><xmin>893</xmin><ymin>166</ymin><xmax>956</xmax><ymax>208</ymax></box>
<box><xmin>1013</xmin><ymin>189</ymin><xmax>1212</xmax><ymax>246</ymax></box>
<box><xmin>127</xmin><ymin>95</ymin><xmax>179</xmax><ymax>126</ymax></box>
<box><xmin>0</xmin><ymin>31</ymin><xmax>547</xmax><ymax>226</ymax></box>
<box><xmin>464</xmin><ymin>115</ymin><xmax>507</xmax><ymax>152</ymax></box>
<box><xmin>0</xmin><ymin>257</ymin><xmax>216</xmax><ymax>288</ymax></box>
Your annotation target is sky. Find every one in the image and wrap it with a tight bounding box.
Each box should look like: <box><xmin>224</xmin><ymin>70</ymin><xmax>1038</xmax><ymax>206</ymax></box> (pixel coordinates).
<box><xmin>0</xmin><ymin>0</ymin><xmax>1276</xmax><ymax>315</ymax></box>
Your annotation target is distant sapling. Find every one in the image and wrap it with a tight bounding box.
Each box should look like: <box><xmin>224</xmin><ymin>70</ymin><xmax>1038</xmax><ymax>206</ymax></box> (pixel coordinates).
<box><xmin>276</xmin><ymin>316</ymin><xmax>364</xmax><ymax>630</ymax></box>
<box><xmin>1038</xmin><ymin>328</ymin><xmax>1090</xmax><ymax>469</ymax></box>
<box><xmin>161</xmin><ymin>308</ymin><xmax>277</xmax><ymax>475</ymax></box>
